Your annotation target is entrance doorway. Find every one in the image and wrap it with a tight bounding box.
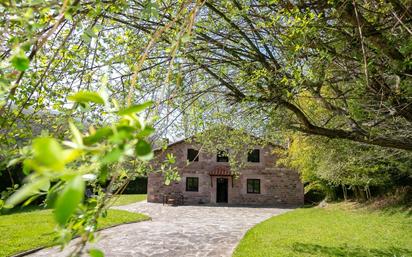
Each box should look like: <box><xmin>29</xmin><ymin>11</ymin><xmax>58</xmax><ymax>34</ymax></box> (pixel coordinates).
<box><xmin>216</xmin><ymin>178</ymin><xmax>228</xmax><ymax>203</ymax></box>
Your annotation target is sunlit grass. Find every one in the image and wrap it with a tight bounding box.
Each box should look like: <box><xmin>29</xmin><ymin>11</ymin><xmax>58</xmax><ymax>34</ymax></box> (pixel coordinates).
<box><xmin>110</xmin><ymin>194</ymin><xmax>147</xmax><ymax>206</ymax></box>
<box><xmin>0</xmin><ymin>208</ymin><xmax>149</xmax><ymax>257</ymax></box>
<box><xmin>234</xmin><ymin>202</ymin><xmax>412</xmax><ymax>257</ymax></box>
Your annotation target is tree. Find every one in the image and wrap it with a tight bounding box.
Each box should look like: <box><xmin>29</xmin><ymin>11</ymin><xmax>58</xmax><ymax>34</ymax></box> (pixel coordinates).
<box><xmin>3</xmin><ymin>1</ymin><xmax>411</xmax><ymax>152</ymax></box>
<box><xmin>280</xmin><ymin>134</ymin><xmax>412</xmax><ymax>201</ymax></box>
<box><xmin>125</xmin><ymin>0</ymin><xmax>412</xmax><ymax>150</ymax></box>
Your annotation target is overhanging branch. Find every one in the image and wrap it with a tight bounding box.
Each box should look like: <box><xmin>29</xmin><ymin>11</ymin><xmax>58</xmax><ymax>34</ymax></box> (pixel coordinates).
<box><xmin>281</xmin><ymin>101</ymin><xmax>412</xmax><ymax>151</ymax></box>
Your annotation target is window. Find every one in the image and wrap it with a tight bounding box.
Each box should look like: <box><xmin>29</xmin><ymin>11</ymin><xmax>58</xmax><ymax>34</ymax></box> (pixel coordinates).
<box><xmin>186</xmin><ymin>177</ymin><xmax>199</xmax><ymax>192</ymax></box>
<box><xmin>217</xmin><ymin>150</ymin><xmax>229</xmax><ymax>162</ymax></box>
<box><xmin>247</xmin><ymin>149</ymin><xmax>260</xmax><ymax>163</ymax></box>
<box><xmin>247</xmin><ymin>179</ymin><xmax>260</xmax><ymax>194</ymax></box>
<box><xmin>187</xmin><ymin>148</ymin><xmax>199</xmax><ymax>162</ymax></box>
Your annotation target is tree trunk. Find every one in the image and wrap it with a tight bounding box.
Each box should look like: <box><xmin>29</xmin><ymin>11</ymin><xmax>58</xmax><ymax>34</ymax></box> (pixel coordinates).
<box><xmin>342</xmin><ymin>184</ymin><xmax>347</xmax><ymax>201</ymax></box>
<box><xmin>357</xmin><ymin>186</ymin><xmax>366</xmax><ymax>202</ymax></box>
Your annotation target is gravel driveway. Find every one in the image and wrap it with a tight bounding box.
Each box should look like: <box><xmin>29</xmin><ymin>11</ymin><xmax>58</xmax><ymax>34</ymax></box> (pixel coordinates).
<box><xmin>29</xmin><ymin>201</ymin><xmax>293</xmax><ymax>257</ymax></box>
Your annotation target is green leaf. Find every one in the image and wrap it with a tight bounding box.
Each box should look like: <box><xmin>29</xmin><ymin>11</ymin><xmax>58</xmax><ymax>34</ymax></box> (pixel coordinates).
<box><xmin>84</xmin><ymin>127</ymin><xmax>113</xmax><ymax>145</ymax></box>
<box><xmin>99</xmin><ymin>166</ymin><xmax>109</xmax><ymax>183</ymax></box>
<box><xmin>69</xmin><ymin>122</ymin><xmax>83</xmax><ymax>146</ymax></box>
<box><xmin>22</xmin><ymin>194</ymin><xmax>41</xmax><ymax>207</ymax></box>
<box><xmin>166</xmin><ymin>153</ymin><xmax>176</xmax><ymax>164</ymax></box>
<box><xmin>101</xmin><ymin>148</ymin><xmax>124</xmax><ymax>164</ymax></box>
<box><xmin>143</xmin><ymin>2</ymin><xmax>159</xmax><ymax>18</ymax></box>
<box><xmin>22</xmin><ymin>159</ymin><xmax>32</xmax><ymax>175</ymax></box>
<box><xmin>68</xmin><ymin>91</ymin><xmax>105</xmax><ymax>105</ymax></box>
<box><xmin>39</xmin><ymin>179</ymin><xmax>51</xmax><ymax>191</ymax></box>
<box><xmin>118</xmin><ymin>101</ymin><xmax>153</xmax><ymax>115</ymax></box>
<box><xmin>117</xmin><ymin>125</ymin><xmax>135</xmax><ymax>134</ymax></box>
<box><xmin>21</xmin><ymin>42</ymin><xmax>31</xmax><ymax>51</ymax></box>
<box><xmin>62</xmin><ymin>149</ymin><xmax>81</xmax><ymax>163</ymax></box>
<box><xmin>109</xmin><ymin>130</ymin><xmax>131</xmax><ymax>144</ymax></box>
<box><xmin>11</xmin><ymin>52</ymin><xmax>30</xmax><ymax>71</ymax></box>
<box><xmin>64</xmin><ymin>10</ymin><xmax>73</xmax><ymax>20</ymax></box>
<box><xmin>89</xmin><ymin>248</ymin><xmax>104</xmax><ymax>257</ymax></box>
<box><xmin>84</xmin><ymin>28</ymin><xmax>98</xmax><ymax>38</ymax></box>
<box><xmin>135</xmin><ymin>140</ymin><xmax>153</xmax><ymax>161</ymax></box>
<box><xmin>181</xmin><ymin>34</ymin><xmax>191</xmax><ymax>43</ymax></box>
<box><xmin>110</xmin><ymin>125</ymin><xmax>135</xmax><ymax>143</ymax></box>
<box><xmin>7</xmin><ymin>157</ymin><xmax>22</xmax><ymax>167</ymax></box>
<box><xmin>54</xmin><ymin>176</ymin><xmax>85</xmax><ymax>226</ymax></box>
<box><xmin>137</xmin><ymin>126</ymin><xmax>155</xmax><ymax>138</ymax></box>
<box><xmin>33</xmin><ymin>137</ymin><xmax>65</xmax><ymax>171</ymax></box>
<box><xmin>6</xmin><ymin>178</ymin><xmax>50</xmax><ymax>207</ymax></box>
<box><xmin>45</xmin><ymin>187</ymin><xmax>59</xmax><ymax>208</ymax></box>
<box><xmin>81</xmin><ymin>33</ymin><xmax>91</xmax><ymax>43</ymax></box>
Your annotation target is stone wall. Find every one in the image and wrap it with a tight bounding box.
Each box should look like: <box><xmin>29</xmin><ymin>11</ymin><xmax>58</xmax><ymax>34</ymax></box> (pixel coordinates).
<box><xmin>147</xmin><ymin>141</ymin><xmax>304</xmax><ymax>205</ymax></box>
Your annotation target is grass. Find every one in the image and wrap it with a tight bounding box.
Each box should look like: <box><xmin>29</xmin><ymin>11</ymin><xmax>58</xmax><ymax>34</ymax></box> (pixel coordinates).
<box><xmin>234</xmin><ymin>202</ymin><xmax>412</xmax><ymax>257</ymax></box>
<box><xmin>110</xmin><ymin>194</ymin><xmax>147</xmax><ymax>206</ymax></box>
<box><xmin>0</xmin><ymin>194</ymin><xmax>149</xmax><ymax>257</ymax></box>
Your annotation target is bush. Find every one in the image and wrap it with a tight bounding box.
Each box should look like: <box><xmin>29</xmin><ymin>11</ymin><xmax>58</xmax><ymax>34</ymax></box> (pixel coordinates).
<box><xmin>0</xmin><ymin>164</ymin><xmax>25</xmax><ymax>192</ymax></box>
<box><xmin>122</xmin><ymin>177</ymin><xmax>147</xmax><ymax>194</ymax></box>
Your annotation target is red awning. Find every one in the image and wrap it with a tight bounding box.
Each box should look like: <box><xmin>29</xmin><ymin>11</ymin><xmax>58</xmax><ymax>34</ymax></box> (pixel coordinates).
<box><xmin>209</xmin><ymin>166</ymin><xmax>231</xmax><ymax>176</ymax></box>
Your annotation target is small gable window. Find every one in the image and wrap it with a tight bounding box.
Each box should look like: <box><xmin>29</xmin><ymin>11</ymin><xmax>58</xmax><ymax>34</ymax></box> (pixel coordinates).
<box><xmin>187</xmin><ymin>148</ymin><xmax>199</xmax><ymax>162</ymax></box>
<box><xmin>186</xmin><ymin>177</ymin><xmax>199</xmax><ymax>192</ymax></box>
<box><xmin>247</xmin><ymin>179</ymin><xmax>260</xmax><ymax>194</ymax></box>
<box><xmin>247</xmin><ymin>149</ymin><xmax>260</xmax><ymax>163</ymax></box>
<box><xmin>217</xmin><ymin>150</ymin><xmax>229</xmax><ymax>162</ymax></box>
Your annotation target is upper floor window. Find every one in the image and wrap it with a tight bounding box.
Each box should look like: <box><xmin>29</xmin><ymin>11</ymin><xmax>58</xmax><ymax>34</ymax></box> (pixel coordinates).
<box><xmin>187</xmin><ymin>148</ymin><xmax>199</xmax><ymax>162</ymax></box>
<box><xmin>247</xmin><ymin>179</ymin><xmax>260</xmax><ymax>194</ymax></box>
<box><xmin>217</xmin><ymin>150</ymin><xmax>229</xmax><ymax>162</ymax></box>
<box><xmin>247</xmin><ymin>149</ymin><xmax>260</xmax><ymax>163</ymax></box>
<box><xmin>186</xmin><ymin>177</ymin><xmax>199</xmax><ymax>192</ymax></box>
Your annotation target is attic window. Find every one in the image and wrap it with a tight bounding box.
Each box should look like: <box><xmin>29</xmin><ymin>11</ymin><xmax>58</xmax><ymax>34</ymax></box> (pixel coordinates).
<box><xmin>187</xmin><ymin>148</ymin><xmax>199</xmax><ymax>162</ymax></box>
<box><xmin>247</xmin><ymin>149</ymin><xmax>260</xmax><ymax>163</ymax></box>
<box><xmin>217</xmin><ymin>150</ymin><xmax>229</xmax><ymax>162</ymax></box>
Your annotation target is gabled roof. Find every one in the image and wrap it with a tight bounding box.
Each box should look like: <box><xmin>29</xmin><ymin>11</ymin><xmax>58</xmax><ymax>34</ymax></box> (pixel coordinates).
<box><xmin>153</xmin><ymin>138</ymin><xmax>188</xmax><ymax>152</ymax></box>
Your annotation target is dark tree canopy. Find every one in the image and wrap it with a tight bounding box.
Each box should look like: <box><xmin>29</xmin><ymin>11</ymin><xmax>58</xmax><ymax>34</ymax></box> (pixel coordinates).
<box><xmin>1</xmin><ymin>1</ymin><xmax>412</xmax><ymax>152</ymax></box>
<box><xmin>171</xmin><ymin>0</ymin><xmax>412</xmax><ymax>150</ymax></box>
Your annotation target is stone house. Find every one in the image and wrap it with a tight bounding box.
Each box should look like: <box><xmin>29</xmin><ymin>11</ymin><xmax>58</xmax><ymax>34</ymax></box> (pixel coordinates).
<box><xmin>147</xmin><ymin>139</ymin><xmax>304</xmax><ymax>205</ymax></box>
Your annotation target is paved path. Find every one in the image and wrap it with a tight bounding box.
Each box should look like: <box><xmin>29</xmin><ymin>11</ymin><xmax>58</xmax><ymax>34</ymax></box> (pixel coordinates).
<box><xmin>29</xmin><ymin>202</ymin><xmax>293</xmax><ymax>257</ymax></box>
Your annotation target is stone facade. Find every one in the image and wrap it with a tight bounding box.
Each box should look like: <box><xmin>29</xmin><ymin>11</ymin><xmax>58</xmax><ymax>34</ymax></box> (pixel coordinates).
<box><xmin>147</xmin><ymin>140</ymin><xmax>304</xmax><ymax>205</ymax></box>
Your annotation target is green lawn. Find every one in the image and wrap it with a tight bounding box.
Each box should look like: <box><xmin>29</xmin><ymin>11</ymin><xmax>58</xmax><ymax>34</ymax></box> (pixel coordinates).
<box><xmin>234</xmin><ymin>203</ymin><xmax>412</xmax><ymax>257</ymax></box>
<box><xmin>110</xmin><ymin>194</ymin><xmax>147</xmax><ymax>206</ymax></box>
<box><xmin>0</xmin><ymin>198</ymin><xmax>149</xmax><ymax>257</ymax></box>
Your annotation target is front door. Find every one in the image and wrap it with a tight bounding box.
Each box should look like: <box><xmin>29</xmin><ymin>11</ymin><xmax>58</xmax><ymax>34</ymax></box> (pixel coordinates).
<box><xmin>216</xmin><ymin>178</ymin><xmax>228</xmax><ymax>203</ymax></box>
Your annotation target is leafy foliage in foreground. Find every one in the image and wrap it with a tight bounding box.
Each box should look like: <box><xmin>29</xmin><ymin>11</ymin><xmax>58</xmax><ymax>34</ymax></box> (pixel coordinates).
<box><xmin>234</xmin><ymin>203</ymin><xmax>412</xmax><ymax>257</ymax></box>
<box><xmin>1</xmin><ymin>1</ymin><xmax>201</xmax><ymax>254</ymax></box>
<box><xmin>1</xmin><ymin>90</ymin><xmax>157</xmax><ymax>255</ymax></box>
